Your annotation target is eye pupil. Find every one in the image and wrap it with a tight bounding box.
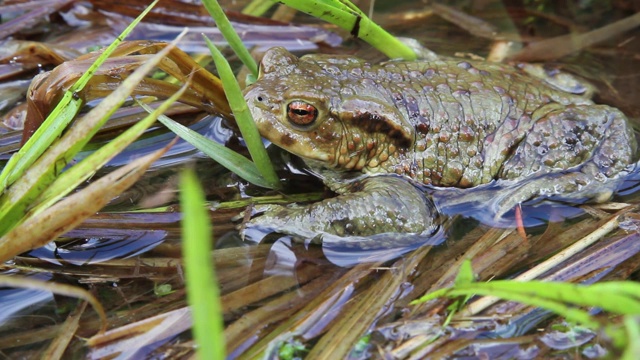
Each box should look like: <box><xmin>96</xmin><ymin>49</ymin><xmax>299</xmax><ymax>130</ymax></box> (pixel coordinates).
<box><xmin>287</xmin><ymin>101</ymin><xmax>318</xmax><ymax>126</ymax></box>
<box><xmin>257</xmin><ymin>96</ymin><xmax>263</xmax><ymax>101</ymax></box>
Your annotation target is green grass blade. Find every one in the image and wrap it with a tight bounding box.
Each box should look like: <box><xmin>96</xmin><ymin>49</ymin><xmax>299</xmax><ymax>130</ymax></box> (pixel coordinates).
<box><xmin>203</xmin><ymin>35</ymin><xmax>281</xmax><ymax>189</ymax></box>
<box><xmin>30</xmin><ymin>85</ymin><xmax>188</xmax><ymax>214</ymax></box>
<box><xmin>415</xmin><ymin>283</ymin><xmax>598</xmax><ymax>327</ymax></box>
<box><xmin>454</xmin><ymin>259</ymin><xmax>475</xmax><ymax>286</ymax></box>
<box><xmin>279</xmin><ymin>0</ymin><xmax>417</xmax><ymax>60</ymax></box>
<box><xmin>413</xmin><ymin>277</ymin><xmax>640</xmax><ymax>350</ymax></box>
<box><xmin>180</xmin><ymin>168</ymin><xmax>225</xmax><ymax>360</ymax></box>
<box><xmin>0</xmin><ymin>30</ymin><xmax>186</xmax><ymax>237</ymax></box>
<box><xmin>621</xmin><ymin>316</ymin><xmax>640</xmax><ymax>360</ymax></box>
<box><xmin>415</xmin><ymin>280</ymin><xmax>640</xmax><ymax>316</ymax></box>
<box><xmin>151</xmin><ymin>108</ymin><xmax>274</xmax><ymax>189</ymax></box>
<box><xmin>242</xmin><ymin>0</ymin><xmax>276</xmax><ymax>16</ymax></box>
<box><xmin>0</xmin><ymin>144</ymin><xmax>172</xmax><ymax>263</ymax></box>
<box><xmin>0</xmin><ymin>0</ymin><xmax>160</xmax><ymax>191</ymax></box>
<box><xmin>462</xmin><ymin>281</ymin><xmax>640</xmax><ymax>315</ymax></box>
<box><xmin>201</xmin><ymin>0</ymin><xmax>258</xmax><ymax>77</ymax></box>
<box><xmin>588</xmin><ymin>281</ymin><xmax>640</xmax><ymax>299</ymax></box>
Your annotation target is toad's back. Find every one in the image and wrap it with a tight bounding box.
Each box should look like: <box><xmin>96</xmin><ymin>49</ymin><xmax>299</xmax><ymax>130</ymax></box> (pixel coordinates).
<box><xmin>245</xmin><ymin>48</ymin><xmax>635</xmax><ymax>190</ymax></box>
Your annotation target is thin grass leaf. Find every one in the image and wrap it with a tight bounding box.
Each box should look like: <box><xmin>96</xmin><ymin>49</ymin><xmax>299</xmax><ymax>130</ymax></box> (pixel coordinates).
<box><xmin>201</xmin><ymin>0</ymin><xmax>258</xmax><ymax>77</ymax></box>
<box><xmin>0</xmin><ymin>142</ymin><xmax>172</xmax><ymax>262</ymax></box>
<box><xmin>415</xmin><ymin>280</ymin><xmax>640</xmax><ymax>315</ymax></box>
<box><xmin>29</xmin><ymin>84</ymin><xmax>188</xmax><ymax>215</ymax></box>
<box><xmin>0</xmin><ymin>0</ymin><xmax>160</xmax><ymax>190</ymax></box>
<box><xmin>0</xmin><ymin>30</ymin><xmax>187</xmax><ymax>237</ymax></box>
<box><xmin>180</xmin><ymin>169</ymin><xmax>225</xmax><ymax>360</ymax></box>
<box><xmin>151</xmin><ymin>108</ymin><xmax>273</xmax><ymax>189</ymax></box>
<box><xmin>279</xmin><ymin>0</ymin><xmax>417</xmax><ymax>60</ymax></box>
<box><xmin>588</xmin><ymin>281</ymin><xmax>640</xmax><ymax>299</ymax></box>
<box><xmin>412</xmin><ymin>277</ymin><xmax>640</xmax><ymax>349</ymax></box>
<box><xmin>461</xmin><ymin>281</ymin><xmax>640</xmax><ymax>315</ymax></box>
<box><xmin>241</xmin><ymin>0</ymin><xmax>276</xmax><ymax>16</ymax></box>
<box><xmin>203</xmin><ymin>35</ymin><xmax>280</xmax><ymax>189</ymax></box>
<box><xmin>621</xmin><ymin>316</ymin><xmax>640</xmax><ymax>360</ymax></box>
<box><xmin>454</xmin><ymin>259</ymin><xmax>475</xmax><ymax>286</ymax></box>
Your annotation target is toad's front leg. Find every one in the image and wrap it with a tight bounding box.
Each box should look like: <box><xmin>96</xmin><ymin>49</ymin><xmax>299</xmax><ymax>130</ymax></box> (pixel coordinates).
<box><xmin>241</xmin><ymin>176</ymin><xmax>440</xmax><ymax>240</ymax></box>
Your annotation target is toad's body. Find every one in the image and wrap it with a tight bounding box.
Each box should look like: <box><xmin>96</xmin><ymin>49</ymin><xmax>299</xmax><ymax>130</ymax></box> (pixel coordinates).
<box><xmin>242</xmin><ymin>47</ymin><xmax>637</xmax><ymax>239</ymax></box>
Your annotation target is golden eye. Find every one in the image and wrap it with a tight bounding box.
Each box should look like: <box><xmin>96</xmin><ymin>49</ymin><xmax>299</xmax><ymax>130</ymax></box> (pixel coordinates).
<box><xmin>286</xmin><ymin>101</ymin><xmax>318</xmax><ymax>126</ymax></box>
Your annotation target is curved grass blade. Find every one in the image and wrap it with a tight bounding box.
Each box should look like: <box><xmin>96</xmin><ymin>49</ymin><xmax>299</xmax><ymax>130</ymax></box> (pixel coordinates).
<box><xmin>415</xmin><ymin>281</ymin><xmax>640</xmax><ymax>316</ymax></box>
<box><xmin>0</xmin><ymin>30</ymin><xmax>187</xmax><ymax>237</ymax></box>
<box><xmin>29</xmin><ymin>84</ymin><xmax>188</xmax><ymax>215</ymax></box>
<box><xmin>203</xmin><ymin>35</ymin><xmax>281</xmax><ymax>189</ymax></box>
<box><xmin>180</xmin><ymin>169</ymin><xmax>225</xmax><ymax>360</ymax></box>
<box><xmin>150</xmin><ymin>107</ymin><xmax>273</xmax><ymax>189</ymax></box>
<box><xmin>0</xmin><ymin>0</ymin><xmax>160</xmax><ymax>190</ymax></box>
<box><xmin>279</xmin><ymin>0</ymin><xmax>417</xmax><ymax>60</ymax></box>
<box><xmin>201</xmin><ymin>0</ymin><xmax>258</xmax><ymax>77</ymax></box>
<box><xmin>241</xmin><ymin>0</ymin><xmax>276</xmax><ymax>16</ymax></box>
<box><xmin>412</xmin><ymin>268</ymin><xmax>640</xmax><ymax>352</ymax></box>
<box><xmin>0</xmin><ymin>141</ymin><xmax>172</xmax><ymax>263</ymax></box>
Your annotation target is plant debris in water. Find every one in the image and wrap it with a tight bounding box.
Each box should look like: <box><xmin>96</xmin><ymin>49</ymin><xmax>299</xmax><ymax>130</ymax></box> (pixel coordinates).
<box><xmin>1</xmin><ymin>1</ymin><xmax>640</xmax><ymax>359</ymax></box>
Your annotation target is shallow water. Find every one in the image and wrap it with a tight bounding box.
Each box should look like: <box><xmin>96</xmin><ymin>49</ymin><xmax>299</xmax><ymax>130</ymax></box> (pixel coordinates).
<box><xmin>1</xmin><ymin>0</ymin><xmax>640</xmax><ymax>359</ymax></box>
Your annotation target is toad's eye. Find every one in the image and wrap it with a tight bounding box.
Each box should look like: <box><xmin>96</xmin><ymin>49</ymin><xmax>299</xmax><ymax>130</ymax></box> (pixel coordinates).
<box><xmin>286</xmin><ymin>101</ymin><xmax>318</xmax><ymax>127</ymax></box>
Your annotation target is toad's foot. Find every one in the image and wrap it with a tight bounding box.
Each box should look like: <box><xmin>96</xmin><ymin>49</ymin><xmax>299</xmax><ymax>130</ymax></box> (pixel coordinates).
<box><xmin>240</xmin><ymin>176</ymin><xmax>441</xmax><ymax>247</ymax></box>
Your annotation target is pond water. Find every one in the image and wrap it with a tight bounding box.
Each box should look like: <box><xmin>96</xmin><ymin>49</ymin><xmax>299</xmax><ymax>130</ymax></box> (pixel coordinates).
<box><xmin>1</xmin><ymin>0</ymin><xmax>640</xmax><ymax>359</ymax></box>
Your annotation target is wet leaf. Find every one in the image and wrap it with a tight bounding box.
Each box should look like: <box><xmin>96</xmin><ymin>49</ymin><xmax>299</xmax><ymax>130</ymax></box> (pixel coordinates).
<box><xmin>0</xmin><ymin>17</ymin><xmax>179</xmax><ymax>237</ymax></box>
<box><xmin>30</xmin><ymin>81</ymin><xmax>188</xmax><ymax>215</ymax></box>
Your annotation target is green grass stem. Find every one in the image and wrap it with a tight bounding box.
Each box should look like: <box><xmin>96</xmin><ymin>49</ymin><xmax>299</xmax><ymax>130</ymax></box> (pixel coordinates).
<box><xmin>0</xmin><ymin>22</ymin><xmax>182</xmax><ymax>237</ymax></box>
<box><xmin>0</xmin><ymin>0</ymin><xmax>160</xmax><ymax>191</ymax></box>
<box><xmin>180</xmin><ymin>169</ymin><xmax>225</xmax><ymax>360</ymax></box>
<box><xmin>203</xmin><ymin>35</ymin><xmax>280</xmax><ymax>189</ymax></box>
<box><xmin>279</xmin><ymin>0</ymin><xmax>417</xmax><ymax>60</ymax></box>
<box><xmin>150</xmin><ymin>108</ymin><xmax>275</xmax><ymax>189</ymax></box>
<box><xmin>30</xmin><ymin>85</ymin><xmax>188</xmax><ymax>214</ymax></box>
<box><xmin>201</xmin><ymin>0</ymin><xmax>259</xmax><ymax>77</ymax></box>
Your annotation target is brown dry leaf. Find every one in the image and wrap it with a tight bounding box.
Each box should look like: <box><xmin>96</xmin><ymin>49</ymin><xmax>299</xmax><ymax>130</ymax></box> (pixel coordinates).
<box><xmin>40</xmin><ymin>301</ymin><xmax>88</xmax><ymax>360</ymax></box>
<box><xmin>0</xmin><ymin>142</ymin><xmax>173</xmax><ymax>263</ymax></box>
<box><xmin>509</xmin><ymin>11</ymin><xmax>640</xmax><ymax>62</ymax></box>
<box><xmin>23</xmin><ymin>41</ymin><xmax>231</xmax><ymax>143</ymax></box>
<box><xmin>87</xmin><ymin>306</ymin><xmax>192</xmax><ymax>359</ymax></box>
